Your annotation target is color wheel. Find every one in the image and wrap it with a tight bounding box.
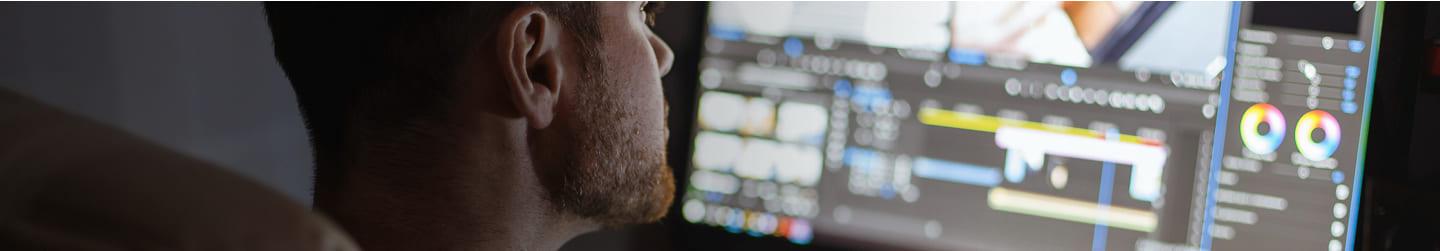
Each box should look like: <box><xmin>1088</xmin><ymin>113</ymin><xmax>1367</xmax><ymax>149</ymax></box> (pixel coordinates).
<box><xmin>1296</xmin><ymin>110</ymin><xmax>1341</xmax><ymax>161</ymax></box>
<box><xmin>1240</xmin><ymin>103</ymin><xmax>1285</xmax><ymax>155</ymax></box>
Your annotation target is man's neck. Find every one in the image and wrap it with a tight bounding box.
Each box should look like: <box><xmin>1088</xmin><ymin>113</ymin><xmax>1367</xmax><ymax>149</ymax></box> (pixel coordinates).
<box><xmin>314</xmin><ymin>119</ymin><xmax>595</xmax><ymax>250</ymax></box>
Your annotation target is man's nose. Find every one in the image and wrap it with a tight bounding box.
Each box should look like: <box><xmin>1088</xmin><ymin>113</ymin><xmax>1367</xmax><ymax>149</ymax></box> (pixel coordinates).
<box><xmin>650</xmin><ymin>33</ymin><xmax>675</xmax><ymax>76</ymax></box>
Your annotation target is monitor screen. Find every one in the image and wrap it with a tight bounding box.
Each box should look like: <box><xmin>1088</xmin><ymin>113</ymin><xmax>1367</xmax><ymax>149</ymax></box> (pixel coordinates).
<box><xmin>680</xmin><ymin>2</ymin><xmax>1380</xmax><ymax>250</ymax></box>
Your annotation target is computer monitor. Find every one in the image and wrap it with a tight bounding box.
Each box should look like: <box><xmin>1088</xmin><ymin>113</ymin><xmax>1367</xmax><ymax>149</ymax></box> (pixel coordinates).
<box><xmin>679</xmin><ymin>2</ymin><xmax>1381</xmax><ymax>250</ymax></box>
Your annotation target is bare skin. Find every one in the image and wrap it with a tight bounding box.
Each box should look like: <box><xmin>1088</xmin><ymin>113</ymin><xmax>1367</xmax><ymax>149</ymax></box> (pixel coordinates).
<box><xmin>0</xmin><ymin>89</ymin><xmax>358</xmax><ymax>251</ymax></box>
<box><xmin>314</xmin><ymin>2</ymin><xmax>675</xmax><ymax>250</ymax></box>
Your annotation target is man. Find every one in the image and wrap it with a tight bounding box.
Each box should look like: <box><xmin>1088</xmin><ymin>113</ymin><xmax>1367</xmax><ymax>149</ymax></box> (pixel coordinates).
<box><xmin>266</xmin><ymin>2</ymin><xmax>677</xmax><ymax>250</ymax></box>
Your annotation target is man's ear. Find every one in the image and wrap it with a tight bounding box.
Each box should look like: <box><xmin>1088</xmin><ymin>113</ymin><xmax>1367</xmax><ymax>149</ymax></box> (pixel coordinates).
<box><xmin>497</xmin><ymin>5</ymin><xmax>564</xmax><ymax>129</ymax></box>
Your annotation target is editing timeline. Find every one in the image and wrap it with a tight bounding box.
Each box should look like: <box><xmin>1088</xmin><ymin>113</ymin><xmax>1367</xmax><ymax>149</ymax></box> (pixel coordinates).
<box><xmin>682</xmin><ymin>2</ymin><xmax>1382</xmax><ymax>251</ymax></box>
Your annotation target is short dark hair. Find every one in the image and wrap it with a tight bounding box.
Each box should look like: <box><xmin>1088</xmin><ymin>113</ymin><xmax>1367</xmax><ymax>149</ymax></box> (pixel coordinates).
<box><xmin>264</xmin><ymin>3</ymin><xmax>599</xmax><ymax>198</ymax></box>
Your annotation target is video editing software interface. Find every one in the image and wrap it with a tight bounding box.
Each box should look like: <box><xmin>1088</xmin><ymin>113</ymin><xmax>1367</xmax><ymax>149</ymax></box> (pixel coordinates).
<box><xmin>681</xmin><ymin>2</ymin><xmax>1381</xmax><ymax>251</ymax></box>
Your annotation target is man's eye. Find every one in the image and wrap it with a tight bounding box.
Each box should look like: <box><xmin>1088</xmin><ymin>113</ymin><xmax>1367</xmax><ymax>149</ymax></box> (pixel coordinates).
<box><xmin>640</xmin><ymin>2</ymin><xmax>663</xmax><ymax>27</ymax></box>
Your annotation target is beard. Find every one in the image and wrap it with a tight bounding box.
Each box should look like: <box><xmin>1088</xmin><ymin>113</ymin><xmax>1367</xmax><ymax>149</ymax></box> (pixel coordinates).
<box><xmin>533</xmin><ymin>54</ymin><xmax>675</xmax><ymax>227</ymax></box>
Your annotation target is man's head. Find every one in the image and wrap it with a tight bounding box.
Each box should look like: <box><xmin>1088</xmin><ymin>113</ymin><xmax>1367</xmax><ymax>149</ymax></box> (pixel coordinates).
<box><xmin>266</xmin><ymin>2</ymin><xmax>675</xmax><ymax>227</ymax></box>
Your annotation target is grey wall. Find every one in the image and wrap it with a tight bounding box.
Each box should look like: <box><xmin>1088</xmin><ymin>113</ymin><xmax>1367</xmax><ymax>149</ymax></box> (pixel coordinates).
<box><xmin>0</xmin><ymin>2</ymin><xmax>313</xmax><ymax>203</ymax></box>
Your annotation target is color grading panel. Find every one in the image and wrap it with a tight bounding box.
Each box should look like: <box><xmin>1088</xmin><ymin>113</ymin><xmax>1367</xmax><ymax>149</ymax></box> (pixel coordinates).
<box><xmin>1205</xmin><ymin>2</ymin><xmax>1381</xmax><ymax>251</ymax></box>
